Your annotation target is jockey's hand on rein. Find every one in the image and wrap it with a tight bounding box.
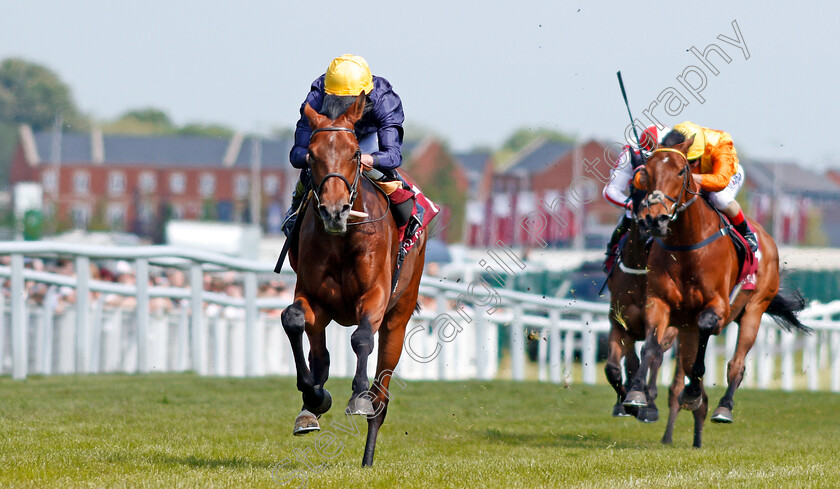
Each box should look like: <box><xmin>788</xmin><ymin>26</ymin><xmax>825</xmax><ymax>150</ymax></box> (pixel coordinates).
<box><xmin>360</xmin><ymin>154</ymin><xmax>375</xmax><ymax>171</ymax></box>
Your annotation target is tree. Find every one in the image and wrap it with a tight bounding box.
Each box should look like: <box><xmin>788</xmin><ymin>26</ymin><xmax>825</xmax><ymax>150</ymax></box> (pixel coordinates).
<box><xmin>0</xmin><ymin>58</ymin><xmax>86</xmax><ymax>131</ymax></box>
<box><xmin>102</xmin><ymin>107</ymin><xmax>175</xmax><ymax>135</ymax></box>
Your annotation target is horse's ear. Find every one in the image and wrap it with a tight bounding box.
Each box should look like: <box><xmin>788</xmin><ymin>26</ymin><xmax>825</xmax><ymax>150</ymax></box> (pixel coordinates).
<box><xmin>675</xmin><ymin>135</ymin><xmax>695</xmax><ymax>157</ymax></box>
<box><xmin>304</xmin><ymin>103</ymin><xmax>328</xmax><ymax>129</ymax></box>
<box><xmin>341</xmin><ymin>91</ymin><xmax>367</xmax><ymax>125</ymax></box>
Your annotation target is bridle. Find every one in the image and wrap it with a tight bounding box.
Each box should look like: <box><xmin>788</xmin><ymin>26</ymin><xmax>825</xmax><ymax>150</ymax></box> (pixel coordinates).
<box><xmin>309</xmin><ymin>126</ymin><xmax>363</xmax><ymax>213</ymax></box>
<box><xmin>638</xmin><ymin>148</ymin><xmax>700</xmax><ymax>222</ymax></box>
<box><xmin>308</xmin><ymin>126</ymin><xmax>390</xmax><ymax>226</ymax></box>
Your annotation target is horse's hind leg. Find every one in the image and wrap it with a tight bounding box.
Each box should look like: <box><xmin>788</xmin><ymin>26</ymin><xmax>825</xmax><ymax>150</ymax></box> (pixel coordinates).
<box><xmin>713</xmin><ymin>306</ymin><xmax>762</xmax><ymax>423</ymax></box>
<box><xmin>662</xmin><ymin>344</ymin><xmax>684</xmax><ymax>445</ymax></box>
<box><xmin>281</xmin><ymin>298</ymin><xmax>330</xmax><ymax>435</ymax></box>
<box><xmin>681</xmin><ymin>307</ymin><xmax>720</xmax><ymax>410</ymax></box>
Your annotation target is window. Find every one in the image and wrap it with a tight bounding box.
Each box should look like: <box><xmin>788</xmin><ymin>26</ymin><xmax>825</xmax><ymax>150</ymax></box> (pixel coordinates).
<box><xmin>42</xmin><ymin>170</ymin><xmax>56</xmax><ymax>195</ymax></box>
<box><xmin>234</xmin><ymin>174</ymin><xmax>249</xmax><ymax>199</ymax></box>
<box><xmin>106</xmin><ymin>203</ymin><xmax>126</xmax><ymax>230</ymax></box>
<box><xmin>199</xmin><ymin>173</ymin><xmax>216</xmax><ymax>197</ymax></box>
<box><xmin>71</xmin><ymin>204</ymin><xmax>91</xmax><ymax>229</ymax></box>
<box><xmin>169</xmin><ymin>172</ymin><xmax>186</xmax><ymax>195</ymax></box>
<box><xmin>108</xmin><ymin>171</ymin><xmax>126</xmax><ymax>195</ymax></box>
<box><xmin>139</xmin><ymin>172</ymin><xmax>156</xmax><ymax>193</ymax></box>
<box><xmin>73</xmin><ymin>171</ymin><xmax>90</xmax><ymax>195</ymax></box>
<box><xmin>138</xmin><ymin>202</ymin><xmax>155</xmax><ymax>223</ymax></box>
<box><xmin>263</xmin><ymin>175</ymin><xmax>278</xmax><ymax>196</ymax></box>
<box><xmin>170</xmin><ymin>204</ymin><xmax>184</xmax><ymax>220</ymax></box>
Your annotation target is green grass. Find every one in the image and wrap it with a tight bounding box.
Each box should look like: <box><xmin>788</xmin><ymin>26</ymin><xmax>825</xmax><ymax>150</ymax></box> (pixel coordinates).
<box><xmin>2</xmin><ymin>374</ymin><xmax>840</xmax><ymax>488</ymax></box>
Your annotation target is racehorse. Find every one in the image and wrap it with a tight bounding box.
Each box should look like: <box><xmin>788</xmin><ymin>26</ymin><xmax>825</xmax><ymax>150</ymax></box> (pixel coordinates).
<box><xmin>281</xmin><ymin>92</ymin><xmax>428</xmax><ymax>466</ymax></box>
<box><xmin>624</xmin><ymin>135</ymin><xmax>810</xmax><ymax>448</ymax></box>
<box><xmin>605</xmin><ymin>218</ymin><xmax>677</xmax><ymax>422</ymax></box>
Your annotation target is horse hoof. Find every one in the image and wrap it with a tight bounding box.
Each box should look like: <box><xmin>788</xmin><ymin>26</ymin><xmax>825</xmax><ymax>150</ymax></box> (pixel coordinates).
<box><xmin>346</xmin><ymin>396</ymin><xmax>375</xmax><ymax>416</ymax></box>
<box><xmin>678</xmin><ymin>391</ymin><xmax>703</xmax><ymax>412</ymax></box>
<box><xmin>612</xmin><ymin>403</ymin><xmax>632</xmax><ymax>417</ymax></box>
<box><xmin>309</xmin><ymin>389</ymin><xmax>332</xmax><ymax>416</ymax></box>
<box><xmin>636</xmin><ymin>407</ymin><xmax>659</xmax><ymax>423</ymax></box>
<box><xmin>293</xmin><ymin>409</ymin><xmax>321</xmax><ymax>436</ymax></box>
<box><xmin>711</xmin><ymin>406</ymin><xmax>734</xmax><ymax>424</ymax></box>
<box><xmin>622</xmin><ymin>390</ymin><xmax>647</xmax><ymax>407</ymax></box>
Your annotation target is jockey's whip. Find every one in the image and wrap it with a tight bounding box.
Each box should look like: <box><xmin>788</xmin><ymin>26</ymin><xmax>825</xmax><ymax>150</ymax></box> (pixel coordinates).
<box><xmin>616</xmin><ymin>71</ymin><xmax>646</xmax><ymax>164</ymax></box>
<box><xmin>274</xmin><ymin>192</ymin><xmax>311</xmax><ymax>274</ymax></box>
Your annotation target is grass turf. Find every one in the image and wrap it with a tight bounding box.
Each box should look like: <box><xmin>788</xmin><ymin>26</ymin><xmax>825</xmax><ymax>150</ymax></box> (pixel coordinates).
<box><xmin>1</xmin><ymin>374</ymin><xmax>839</xmax><ymax>488</ymax></box>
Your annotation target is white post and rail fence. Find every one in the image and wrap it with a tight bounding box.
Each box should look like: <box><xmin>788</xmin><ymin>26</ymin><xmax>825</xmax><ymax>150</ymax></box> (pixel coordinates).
<box><xmin>1</xmin><ymin>241</ymin><xmax>839</xmax><ymax>392</ymax></box>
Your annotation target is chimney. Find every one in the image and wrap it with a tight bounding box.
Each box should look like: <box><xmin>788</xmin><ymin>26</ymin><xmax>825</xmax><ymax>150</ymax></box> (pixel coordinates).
<box><xmin>19</xmin><ymin>124</ymin><xmax>40</xmax><ymax>166</ymax></box>
<box><xmin>223</xmin><ymin>132</ymin><xmax>244</xmax><ymax>167</ymax></box>
<box><xmin>91</xmin><ymin>127</ymin><xmax>105</xmax><ymax>164</ymax></box>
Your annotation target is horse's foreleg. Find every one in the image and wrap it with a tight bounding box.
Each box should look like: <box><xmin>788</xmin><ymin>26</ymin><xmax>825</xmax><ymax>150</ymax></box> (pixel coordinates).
<box><xmin>692</xmin><ymin>383</ymin><xmax>709</xmax><ymax>448</ymax></box>
<box><xmin>605</xmin><ymin>322</ymin><xmax>634</xmax><ymax>417</ymax></box>
<box><xmin>362</xmin><ymin>307</ymin><xmax>410</xmax><ymax>467</ymax></box>
<box><xmin>346</xmin><ymin>315</ymin><xmax>377</xmax><ymax>416</ymax></box>
<box><xmin>625</xmin><ymin>298</ymin><xmax>670</xmax><ymax>407</ymax></box>
<box><xmin>282</xmin><ymin>298</ymin><xmax>330</xmax><ymax>435</ymax></box>
<box><xmin>713</xmin><ymin>306</ymin><xmax>762</xmax><ymax>423</ymax></box>
<box><xmin>682</xmin><ymin>305</ymin><xmax>722</xmax><ymax>410</ymax></box>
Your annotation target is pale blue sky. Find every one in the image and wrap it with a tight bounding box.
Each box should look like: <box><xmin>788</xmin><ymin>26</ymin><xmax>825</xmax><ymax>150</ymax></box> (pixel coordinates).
<box><xmin>1</xmin><ymin>1</ymin><xmax>838</xmax><ymax>168</ymax></box>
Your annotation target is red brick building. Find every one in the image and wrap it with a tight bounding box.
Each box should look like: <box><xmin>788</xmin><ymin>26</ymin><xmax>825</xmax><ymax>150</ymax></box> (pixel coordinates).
<box><xmin>10</xmin><ymin>126</ymin><xmax>296</xmax><ymax>239</ymax></box>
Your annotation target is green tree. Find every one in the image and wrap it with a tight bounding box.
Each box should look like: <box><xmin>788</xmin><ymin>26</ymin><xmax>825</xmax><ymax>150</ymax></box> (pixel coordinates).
<box><xmin>177</xmin><ymin>123</ymin><xmax>234</xmax><ymax>138</ymax></box>
<box><xmin>102</xmin><ymin>107</ymin><xmax>175</xmax><ymax>135</ymax></box>
<box><xmin>0</xmin><ymin>58</ymin><xmax>86</xmax><ymax>131</ymax></box>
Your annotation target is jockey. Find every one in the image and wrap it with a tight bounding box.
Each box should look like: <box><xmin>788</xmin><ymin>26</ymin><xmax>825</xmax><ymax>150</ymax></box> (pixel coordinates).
<box><xmin>602</xmin><ymin>124</ymin><xmax>668</xmax><ymax>272</ymax></box>
<box><xmin>284</xmin><ymin>54</ymin><xmax>421</xmax><ymax>243</ymax></box>
<box><xmin>637</xmin><ymin>121</ymin><xmax>758</xmax><ymax>252</ymax></box>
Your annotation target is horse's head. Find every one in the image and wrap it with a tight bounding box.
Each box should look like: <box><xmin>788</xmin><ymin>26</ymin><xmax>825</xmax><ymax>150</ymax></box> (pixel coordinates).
<box><xmin>636</xmin><ymin>134</ymin><xmax>696</xmax><ymax>238</ymax></box>
<box><xmin>304</xmin><ymin>91</ymin><xmax>366</xmax><ymax>235</ymax></box>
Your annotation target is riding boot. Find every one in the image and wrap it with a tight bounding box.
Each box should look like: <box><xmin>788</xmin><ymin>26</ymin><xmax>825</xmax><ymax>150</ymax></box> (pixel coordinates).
<box><xmin>733</xmin><ymin>220</ymin><xmax>758</xmax><ymax>252</ymax></box>
<box><xmin>604</xmin><ymin>214</ymin><xmax>632</xmax><ymax>273</ymax></box>
<box><xmin>282</xmin><ymin>174</ymin><xmax>308</xmax><ymax>238</ymax></box>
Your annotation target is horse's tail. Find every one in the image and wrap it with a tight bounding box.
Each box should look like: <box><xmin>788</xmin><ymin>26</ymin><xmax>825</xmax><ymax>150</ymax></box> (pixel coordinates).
<box><xmin>765</xmin><ymin>288</ymin><xmax>812</xmax><ymax>334</ymax></box>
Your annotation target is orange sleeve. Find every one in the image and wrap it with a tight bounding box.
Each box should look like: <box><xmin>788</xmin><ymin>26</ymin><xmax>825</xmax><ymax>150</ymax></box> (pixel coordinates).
<box><xmin>700</xmin><ymin>141</ymin><xmax>737</xmax><ymax>192</ymax></box>
<box><xmin>632</xmin><ymin>170</ymin><xmax>645</xmax><ymax>190</ymax></box>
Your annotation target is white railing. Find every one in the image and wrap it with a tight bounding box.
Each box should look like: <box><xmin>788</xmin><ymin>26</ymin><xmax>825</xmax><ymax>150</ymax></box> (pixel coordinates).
<box><xmin>2</xmin><ymin>241</ymin><xmax>840</xmax><ymax>391</ymax></box>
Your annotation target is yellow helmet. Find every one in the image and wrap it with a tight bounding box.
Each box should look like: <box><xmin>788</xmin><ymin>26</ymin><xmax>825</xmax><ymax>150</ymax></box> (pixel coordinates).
<box><xmin>324</xmin><ymin>54</ymin><xmax>374</xmax><ymax>96</ymax></box>
<box><xmin>673</xmin><ymin>121</ymin><xmax>706</xmax><ymax>160</ymax></box>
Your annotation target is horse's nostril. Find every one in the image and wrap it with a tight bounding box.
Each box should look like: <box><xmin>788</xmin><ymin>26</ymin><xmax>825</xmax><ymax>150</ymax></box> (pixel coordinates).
<box><xmin>341</xmin><ymin>204</ymin><xmax>351</xmax><ymax>214</ymax></box>
<box><xmin>318</xmin><ymin>205</ymin><xmax>330</xmax><ymax>220</ymax></box>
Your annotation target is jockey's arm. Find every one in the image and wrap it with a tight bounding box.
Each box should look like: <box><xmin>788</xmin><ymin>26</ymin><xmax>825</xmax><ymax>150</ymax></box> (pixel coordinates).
<box><xmin>697</xmin><ymin>141</ymin><xmax>738</xmax><ymax>192</ymax></box>
<box><xmin>289</xmin><ymin>85</ymin><xmax>323</xmax><ymax>169</ymax></box>
<box><xmin>368</xmin><ymin>88</ymin><xmax>405</xmax><ymax>170</ymax></box>
<box><xmin>603</xmin><ymin>149</ymin><xmax>634</xmax><ymax>209</ymax></box>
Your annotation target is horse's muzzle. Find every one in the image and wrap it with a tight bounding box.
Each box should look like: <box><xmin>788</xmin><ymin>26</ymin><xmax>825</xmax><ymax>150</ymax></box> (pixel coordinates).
<box><xmin>319</xmin><ymin>203</ymin><xmax>351</xmax><ymax>234</ymax></box>
<box><xmin>644</xmin><ymin>214</ymin><xmax>670</xmax><ymax>238</ymax></box>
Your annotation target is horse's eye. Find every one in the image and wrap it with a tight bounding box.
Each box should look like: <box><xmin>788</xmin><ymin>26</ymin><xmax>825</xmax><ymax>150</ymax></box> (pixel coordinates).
<box><xmin>678</xmin><ymin>166</ymin><xmax>686</xmax><ymax>176</ymax></box>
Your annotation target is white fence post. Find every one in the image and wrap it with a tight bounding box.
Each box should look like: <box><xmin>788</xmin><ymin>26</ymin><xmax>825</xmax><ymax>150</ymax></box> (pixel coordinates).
<box><xmin>244</xmin><ymin>272</ymin><xmax>258</xmax><ymax>376</ymax></box>
<box><xmin>549</xmin><ymin>310</ymin><xmax>561</xmax><ymax>384</ymax></box>
<box><xmin>582</xmin><ymin>312</ymin><xmax>596</xmax><ymax>385</ymax></box>
<box><xmin>190</xmin><ymin>263</ymin><xmax>205</xmax><ymax>375</ymax></box>
<box><xmin>511</xmin><ymin>305</ymin><xmax>525</xmax><ymax>381</ymax></box>
<box><xmin>11</xmin><ymin>254</ymin><xmax>26</xmax><ymax>380</ymax></box>
<box><xmin>135</xmin><ymin>258</ymin><xmax>150</xmax><ymax>374</ymax></box>
<box><xmin>75</xmin><ymin>255</ymin><xmax>90</xmax><ymax>374</ymax></box>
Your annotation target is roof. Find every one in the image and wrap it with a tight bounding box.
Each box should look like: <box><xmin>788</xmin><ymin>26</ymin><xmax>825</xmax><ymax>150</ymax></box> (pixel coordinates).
<box><xmin>745</xmin><ymin>160</ymin><xmax>840</xmax><ymax>199</ymax></box>
<box><xmin>30</xmin><ymin>131</ymin><xmax>294</xmax><ymax>168</ymax></box>
<box><xmin>454</xmin><ymin>151</ymin><xmax>491</xmax><ymax>174</ymax></box>
<box><xmin>503</xmin><ymin>139</ymin><xmax>574</xmax><ymax>175</ymax></box>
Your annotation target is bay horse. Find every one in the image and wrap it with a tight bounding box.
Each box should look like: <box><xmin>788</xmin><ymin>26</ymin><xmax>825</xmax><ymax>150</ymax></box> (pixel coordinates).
<box><xmin>605</xmin><ymin>218</ymin><xmax>677</xmax><ymax>422</ymax></box>
<box><xmin>624</xmin><ymin>134</ymin><xmax>810</xmax><ymax>448</ymax></box>
<box><xmin>281</xmin><ymin>92</ymin><xmax>428</xmax><ymax>466</ymax></box>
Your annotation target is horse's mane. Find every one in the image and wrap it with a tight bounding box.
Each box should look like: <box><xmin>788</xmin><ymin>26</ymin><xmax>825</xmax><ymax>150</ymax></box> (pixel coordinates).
<box><xmin>320</xmin><ymin>94</ymin><xmax>374</xmax><ymax>120</ymax></box>
<box><xmin>661</xmin><ymin>129</ymin><xmax>686</xmax><ymax>147</ymax></box>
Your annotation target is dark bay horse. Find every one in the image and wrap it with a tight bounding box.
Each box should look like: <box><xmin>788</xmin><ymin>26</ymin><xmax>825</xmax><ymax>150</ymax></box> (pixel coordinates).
<box><xmin>281</xmin><ymin>92</ymin><xmax>428</xmax><ymax>466</ymax></box>
<box><xmin>605</xmin><ymin>218</ymin><xmax>677</xmax><ymax>422</ymax></box>
<box><xmin>624</xmin><ymin>137</ymin><xmax>810</xmax><ymax>448</ymax></box>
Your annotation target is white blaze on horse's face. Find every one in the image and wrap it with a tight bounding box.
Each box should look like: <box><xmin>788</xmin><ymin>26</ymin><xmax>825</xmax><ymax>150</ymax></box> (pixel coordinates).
<box><xmin>309</xmin><ymin>130</ymin><xmax>360</xmax><ymax>235</ymax></box>
<box><xmin>640</xmin><ymin>155</ymin><xmax>686</xmax><ymax>238</ymax></box>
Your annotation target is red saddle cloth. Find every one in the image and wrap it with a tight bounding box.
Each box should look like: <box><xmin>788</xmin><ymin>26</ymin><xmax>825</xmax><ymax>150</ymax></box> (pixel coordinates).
<box><xmin>729</xmin><ymin>224</ymin><xmax>760</xmax><ymax>292</ymax></box>
<box><xmin>390</xmin><ymin>184</ymin><xmax>440</xmax><ymax>253</ymax></box>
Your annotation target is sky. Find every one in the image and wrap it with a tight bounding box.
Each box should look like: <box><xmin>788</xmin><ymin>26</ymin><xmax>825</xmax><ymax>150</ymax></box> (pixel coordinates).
<box><xmin>1</xmin><ymin>1</ymin><xmax>838</xmax><ymax>169</ymax></box>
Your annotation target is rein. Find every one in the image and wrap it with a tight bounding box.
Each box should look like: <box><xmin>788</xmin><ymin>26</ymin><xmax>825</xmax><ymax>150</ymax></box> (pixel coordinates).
<box><xmin>309</xmin><ymin>126</ymin><xmax>389</xmax><ymax>227</ymax></box>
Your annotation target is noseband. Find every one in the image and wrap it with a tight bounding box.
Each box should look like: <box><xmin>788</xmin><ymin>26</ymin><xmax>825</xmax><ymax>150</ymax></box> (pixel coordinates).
<box><xmin>309</xmin><ymin>127</ymin><xmax>362</xmax><ymax>213</ymax></box>
<box><xmin>639</xmin><ymin>148</ymin><xmax>699</xmax><ymax>222</ymax></box>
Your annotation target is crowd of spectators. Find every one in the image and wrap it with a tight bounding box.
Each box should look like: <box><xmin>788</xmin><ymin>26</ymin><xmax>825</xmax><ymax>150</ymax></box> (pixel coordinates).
<box><xmin>0</xmin><ymin>256</ymin><xmax>295</xmax><ymax>318</ymax></box>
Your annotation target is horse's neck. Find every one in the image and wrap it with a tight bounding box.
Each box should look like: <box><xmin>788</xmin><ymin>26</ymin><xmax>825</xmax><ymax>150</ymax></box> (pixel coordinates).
<box><xmin>661</xmin><ymin>193</ymin><xmax>720</xmax><ymax>247</ymax></box>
